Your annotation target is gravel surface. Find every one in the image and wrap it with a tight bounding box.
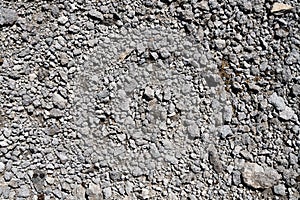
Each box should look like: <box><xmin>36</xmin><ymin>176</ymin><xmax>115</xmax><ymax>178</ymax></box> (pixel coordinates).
<box><xmin>0</xmin><ymin>0</ymin><xmax>299</xmax><ymax>199</ymax></box>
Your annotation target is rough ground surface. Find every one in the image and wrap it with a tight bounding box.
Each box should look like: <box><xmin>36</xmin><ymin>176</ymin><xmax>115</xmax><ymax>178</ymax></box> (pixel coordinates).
<box><xmin>0</xmin><ymin>0</ymin><xmax>299</xmax><ymax>199</ymax></box>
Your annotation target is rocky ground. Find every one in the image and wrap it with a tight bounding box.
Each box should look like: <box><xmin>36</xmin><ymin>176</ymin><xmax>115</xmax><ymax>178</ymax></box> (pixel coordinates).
<box><xmin>0</xmin><ymin>0</ymin><xmax>299</xmax><ymax>199</ymax></box>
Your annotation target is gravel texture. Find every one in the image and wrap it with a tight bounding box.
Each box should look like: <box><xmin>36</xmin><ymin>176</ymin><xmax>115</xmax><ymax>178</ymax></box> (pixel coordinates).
<box><xmin>0</xmin><ymin>0</ymin><xmax>299</xmax><ymax>199</ymax></box>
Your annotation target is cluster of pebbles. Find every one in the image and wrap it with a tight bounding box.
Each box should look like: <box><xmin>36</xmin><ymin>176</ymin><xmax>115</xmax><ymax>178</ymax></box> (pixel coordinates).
<box><xmin>0</xmin><ymin>0</ymin><xmax>299</xmax><ymax>199</ymax></box>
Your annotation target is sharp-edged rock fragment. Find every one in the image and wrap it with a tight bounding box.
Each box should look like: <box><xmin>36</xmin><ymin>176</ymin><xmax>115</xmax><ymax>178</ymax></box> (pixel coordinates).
<box><xmin>0</xmin><ymin>8</ymin><xmax>18</xmax><ymax>26</ymax></box>
<box><xmin>268</xmin><ymin>92</ymin><xmax>286</xmax><ymax>111</ymax></box>
<box><xmin>242</xmin><ymin>162</ymin><xmax>281</xmax><ymax>189</ymax></box>
<box><xmin>271</xmin><ymin>3</ymin><xmax>293</xmax><ymax>13</ymax></box>
<box><xmin>88</xmin><ymin>10</ymin><xmax>104</xmax><ymax>21</ymax></box>
<box><xmin>208</xmin><ymin>145</ymin><xmax>223</xmax><ymax>173</ymax></box>
<box><xmin>144</xmin><ymin>86</ymin><xmax>154</xmax><ymax>100</ymax></box>
<box><xmin>53</xmin><ymin>93</ymin><xmax>67</xmax><ymax>109</ymax></box>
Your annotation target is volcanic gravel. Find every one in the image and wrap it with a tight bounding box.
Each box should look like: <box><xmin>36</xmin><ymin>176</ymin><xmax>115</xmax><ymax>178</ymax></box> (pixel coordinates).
<box><xmin>0</xmin><ymin>0</ymin><xmax>299</xmax><ymax>199</ymax></box>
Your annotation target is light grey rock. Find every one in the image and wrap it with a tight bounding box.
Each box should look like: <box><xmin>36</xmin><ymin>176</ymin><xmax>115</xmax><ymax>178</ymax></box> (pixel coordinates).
<box><xmin>69</xmin><ymin>24</ymin><xmax>80</xmax><ymax>33</ymax></box>
<box><xmin>49</xmin><ymin>108</ymin><xmax>64</xmax><ymax>118</ymax></box>
<box><xmin>164</xmin><ymin>154</ymin><xmax>178</xmax><ymax>165</ymax></box>
<box><xmin>125</xmin><ymin>181</ymin><xmax>134</xmax><ymax>195</ymax></box>
<box><xmin>103</xmin><ymin>187</ymin><xmax>112</xmax><ymax>199</ymax></box>
<box><xmin>56</xmin><ymin>152</ymin><xmax>68</xmax><ymax>164</ymax></box>
<box><xmin>223</xmin><ymin>105</ymin><xmax>233</xmax><ymax>122</ymax></box>
<box><xmin>208</xmin><ymin>145</ymin><xmax>223</xmax><ymax>173</ymax></box>
<box><xmin>163</xmin><ymin>88</ymin><xmax>171</xmax><ymax>101</ymax></box>
<box><xmin>218</xmin><ymin>125</ymin><xmax>233</xmax><ymax>139</ymax></box>
<box><xmin>62</xmin><ymin>182</ymin><xmax>71</xmax><ymax>192</ymax></box>
<box><xmin>159</xmin><ymin>48</ymin><xmax>171</xmax><ymax>58</ymax></box>
<box><xmin>53</xmin><ymin>93</ymin><xmax>67</xmax><ymax>109</ymax></box>
<box><xmin>88</xmin><ymin>10</ymin><xmax>104</xmax><ymax>21</ymax></box>
<box><xmin>144</xmin><ymin>86</ymin><xmax>154</xmax><ymax>100</ymax></box>
<box><xmin>275</xmin><ymin>29</ymin><xmax>289</xmax><ymax>38</ymax></box>
<box><xmin>136</xmin><ymin>43</ymin><xmax>145</xmax><ymax>54</ymax></box>
<box><xmin>199</xmin><ymin>0</ymin><xmax>210</xmax><ymax>10</ymax></box>
<box><xmin>242</xmin><ymin>162</ymin><xmax>281</xmax><ymax>189</ymax></box>
<box><xmin>58</xmin><ymin>15</ymin><xmax>68</xmax><ymax>25</ymax></box>
<box><xmin>52</xmin><ymin>189</ymin><xmax>62</xmax><ymax>198</ymax></box>
<box><xmin>22</xmin><ymin>94</ymin><xmax>32</xmax><ymax>106</ymax></box>
<box><xmin>132</xmin><ymin>166</ymin><xmax>144</xmax><ymax>177</ymax></box>
<box><xmin>242</xmin><ymin>0</ymin><xmax>252</xmax><ymax>12</ymax></box>
<box><xmin>232</xmin><ymin>170</ymin><xmax>241</xmax><ymax>186</ymax></box>
<box><xmin>247</xmin><ymin>83</ymin><xmax>260</xmax><ymax>92</ymax></box>
<box><xmin>292</xmin><ymin>84</ymin><xmax>300</xmax><ymax>96</ymax></box>
<box><xmin>289</xmin><ymin>153</ymin><xmax>298</xmax><ymax>165</ymax></box>
<box><xmin>273</xmin><ymin>184</ymin><xmax>286</xmax><ymax>196</ymax></box>
<box><xmin>0</xmin><ymin>8</ymin><xmax>18</xmax><ymax>26</ymax></box>
<box><xmin>279</xmin><ymin>107</ymin><xmax>296</xmax><ymax>121</ymax></box>
<box><xmin>0</xmin><ymin>162</ymin><xmax>5</xmax><ymax>173</ymax></box>
<box><xmin>17</xmin><ymin>185</ymin><xmax>30</xmax><ymax>198</ymax></box>
<box><xmin>31</xmin><ymin>170</ymin><xmax>46</xmax><ymax>193</ymax></box>
<box><xmin>142</xmin><ymin>188</ymin><xmax>150</xmax><ymax>199</ymax></box>
<box><xmin>150</xmin><ymin>52</ymin><xmax>159</xmax><ymax>60</ymax></box>
<box><xmin>268</xmin><ymin>92</ymin><xmax>286</xmax><ymax>111</ymax></box>
<box><xmin>187</xmin><ymin>122</ymin><xmax>200</xmax><ymax>138</ymax></box>
<box><xmin>232</xmin><ymin>82</ymin><xmax>243</xmax><ymax>91</ymax></box>
<box><xmin>240</xmin><ymin>150</ymin><xmax>253</xmax><ymax>161</ymax></box>
<box><xmin>86</xmin><ymin>183</ymin><xmax>101</xmax><ymax>199</ymax></box>
<box><xmin>75</xmin><ymin>185</ymin><xmax>86</xmax><ymax>200</ymax></box>
<box><xmin>215</xmin><ymin>39</ymin><xmax>226</xmax><ymax>50</ymax></box>
<box><xmin>4</xmin><ymin>171</ymin><xmax>12</xmax><ymax>181</ymax></box>
<box><xmin>59</xmin><ymin>52</ymin><xmax>69</xmax><ymax>66</ymax></box>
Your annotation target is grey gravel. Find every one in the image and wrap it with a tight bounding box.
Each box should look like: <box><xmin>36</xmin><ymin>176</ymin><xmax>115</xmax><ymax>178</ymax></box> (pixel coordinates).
<box><xmin>0</xmin><ymin>0</ymin><xmax>299</xmax><ymax>199</ymax></box>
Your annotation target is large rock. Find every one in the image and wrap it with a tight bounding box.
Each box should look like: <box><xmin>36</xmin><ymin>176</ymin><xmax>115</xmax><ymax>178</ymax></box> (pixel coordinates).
<box><xmin>271</xmin><ymin>3</ymin><xmax>293</xmax><ymax>13</ymax></box>
<box><xmin>0</xmin><ymin>8</ymin><xmax>18</xmax><ymax>26</ymax></box>
<box><xmin>268</xmin><ymin>93</ymin><xmax>286</xmax><ymax>111</ymax></box>
<box><xmin>242</xmin><ymin>163</ymin><xmax>281</xmax><ymax>189</ymax></box>
<box><xmin>53</xmin><ymin>93</ymin><xmax>67</xmax><ymax>109</ymax></box>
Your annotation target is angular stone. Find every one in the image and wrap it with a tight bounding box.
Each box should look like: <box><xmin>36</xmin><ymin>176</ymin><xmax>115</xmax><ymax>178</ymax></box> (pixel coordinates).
<box><xmin>208</xmin><ymin>145</ymin><xmax>223</xmax><ymax>173</ymax></box>
<box><xmin>223</xmin><ymin>105</ymin><xmax>233</xmax><ymax>122</ymax></box>
<box><xmin>86</xmin><ymin>183</ymin><xmax>102</xmax><ymax>199</ymax></box>
<box><xmin>31</xmin><ymin>170</ymin><xmax>46</xmax><ymax>193</ymax></box>
<box><xmin>218</xmin><ymin>125</ymin><xmax>233</xmax><ymax>139</ymax></box>
<box><xmin>69</xmin><ymin>24</ymin><xmax>80</xmax><ymax>33</ymax></box>
<box><xmin>273</xmin><ymin>184</ymin><xmax>286</xmax><ymax>196</ymax></box>
<box><xmin>242</xmin><ymin>163</ymin><xmax>281</xmax><ymax>189</ymax></box>
<box><xmin>279</xmin><ymin>107</ymin><xmax>296</xmax><ymax>121</ymax></box>
<box><xmin>232</xmin><ymin>170</ymin><xmax>241</xmax><ymax>186</ymax></box>
<box><xmin>271</xmin><ymin>3</ymin><xmax>293</xmax><ymax>13</ymax></box>
<box><xmin>103</xmin><ymin>187</ymin><xmax>112</xmax><ymax>199</ymax></box>
<box><xmin>75</xmin><ymin>185</ymin><xmax>86</xmax><ymax>200</ymax></box>
<box><xmin>0</xmin><ymin>162</ymin><xmax>5</xmax><ymax>173</ymax></box>
<box><xmin>57</xmin><ymin>16</ymin><xmax>68</xmax><ymax>25</ymax></box>
<box><xmin>187</xmin><ymin>122</ymin><xmax>200</xmax><ymax>139</ymax></box>
<box><xmin>0</xmin><ymin>8</ymin><xmax>18</xmax><ymax>26</ymax></box>
<box><xmin>56</xmin><ymin>152</ymin><xmax>68</xmax><ymax>164</ymax></box>
<box><xmin>144</xmin><ymin>86</ymin><xmax>154</xmax><ymax>100</ymax></box>
<box><xmin>17</xmin><ymin>185</ymin><xmax>30</xmax><ymax>198</ymax></box>
<box><xmin>49</xmin><ymin>108</ymin><xmax>64</xmax><ymax>118</ymax></box>
<box><xmin>215</xmin><ymin>39</ymin><xmax>226</xmax><ymax>50</ymax></box>
<box><xmin>53</xmin><ymin>93</ymin><xmax>67</xmax><ymax>109</ymax></box>
<box><xmin>88</xmin><ymin>10</ymin><xmax>104</xmax><ymax>21</ymax></box>
<box><xmin>268</xmin><ymin>93</ymin><xmax>286</xmax><ymax>111</ymax></box>
<box><xmin>292</xmin><ymin>84</ymin><xmax>300</xmax><ymax>96</ymax></box>
<box><xmin>59</xmin><ymin>52</ymin><xmax>69</xmax><ymax>66</ymax></box>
